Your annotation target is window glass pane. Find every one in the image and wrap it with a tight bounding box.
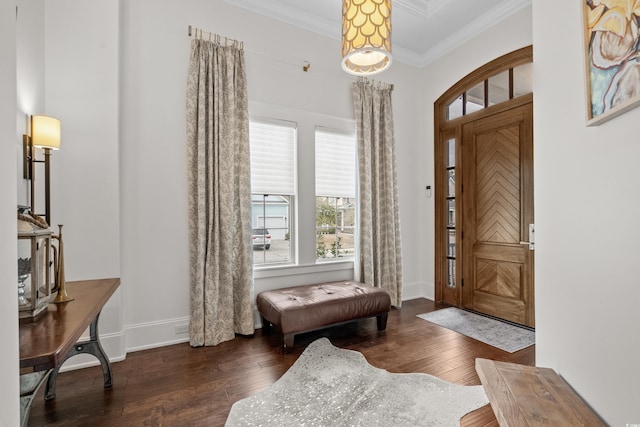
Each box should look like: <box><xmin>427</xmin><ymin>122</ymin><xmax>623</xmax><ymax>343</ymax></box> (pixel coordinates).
<box><xmin>446</xmin><ymin>96</ymin><xmax>463</xmax><ymax>120</ymax></box>
<box><xmin>466</xmin><ymin>82</ymin><xmax>484</xmax><ymax>113</ymax></box>
<box><xmin>447</xmin><ymin>258</ymin><xmax>456</xmax><ymax>288</ymax></box>
<box><xmin>446</xmin><ymin>138</ymin><xmax>455</xmax><ymax>167</ymax></box>
<box><xmin>315</xmin><ymin>128</ymin><xmax>356</xmax><ymax>198</ymax></box>
<box><xmin>250</xmin><ymin>120</ymin><xmax>296</xmax><ymax>195</ymax></box>
<box><xmin>252</xmin><ymin>194</ymin><xmax>292</xmax><ymax>265</ymax></box>
<box><xmin>447</xmin><ymin>230</ymin><xmax>456</xmax><ymax>257</ymax></box>
<box><xmin>315</xmin><ymin>128</ymin><xmax>357</xmax><ymax>261</ymax></box>
<box><xmin>513</xmin><ymin>62</ymin><xmax>533</xmax><ymax>97</ymax></box>
<box><xmin>250</xmin><ymin>119</ymin><xmax>297</xmax><ymax>266</ymax></box>
<box><xmin>447</xmin><ymin>169</ymin><xmax>455</xmax><ymax>197</ymax></box>
<box><xmin>447</xmin><ymin>199</ymin><xmax>455</xmax><ymax>227</ymax></box>
<box><xmin>488</xmin><ymin>70</ymin><xmax>510</xmax><ymax>106</ymax></box>
<box><xmin>316</xmin><ymin>196</ymin><xmax>355</xmax><ymax>260</ymax></box>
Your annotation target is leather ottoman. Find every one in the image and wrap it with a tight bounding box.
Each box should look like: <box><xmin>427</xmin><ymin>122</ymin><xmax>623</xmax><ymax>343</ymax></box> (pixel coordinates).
<box><xmin>257</xmin><ymin>281</ymin><xmax>391</xmax><ymax>349</ymax></box>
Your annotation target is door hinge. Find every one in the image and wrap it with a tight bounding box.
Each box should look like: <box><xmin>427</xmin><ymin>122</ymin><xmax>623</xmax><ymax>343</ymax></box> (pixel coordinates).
<box><xmin>461</xmin><ymin>279</ymin><xmax>464</xmax><ymax>287</ymax></box>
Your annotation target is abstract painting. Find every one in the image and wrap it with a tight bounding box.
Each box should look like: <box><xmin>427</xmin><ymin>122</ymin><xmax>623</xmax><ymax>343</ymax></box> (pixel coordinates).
<box><xmin>584</xmin><ymin>0</ymin><xmax>640</xmax><ymax>125</ymax></box>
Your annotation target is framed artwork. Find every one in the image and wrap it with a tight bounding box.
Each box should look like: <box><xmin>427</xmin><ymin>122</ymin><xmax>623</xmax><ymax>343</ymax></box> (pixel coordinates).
<box><xmin>583</xmin><ymin>1</ymin><xmax>640</xmax><ymax>126</ymax></box>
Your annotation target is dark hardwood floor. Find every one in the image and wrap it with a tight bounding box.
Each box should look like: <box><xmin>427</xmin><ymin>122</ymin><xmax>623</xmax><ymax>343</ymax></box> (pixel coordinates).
<box><xmin>27</xmin><ymin>298</ymin><xmax>535</xmax><ymax>426</ymax></box>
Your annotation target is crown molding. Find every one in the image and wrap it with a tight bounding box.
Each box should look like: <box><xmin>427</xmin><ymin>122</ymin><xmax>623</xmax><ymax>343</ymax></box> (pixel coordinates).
<box><xmin>395</xmin><ymin>0</ymin><xmax>450</xmax><ymax>21</ymax></box>
<box><xmin>415</xmin><ymin>0</ymin><xmax>531</xmax><ymax>67</ymax></box>
<box><xmin>224</xmin><ymin>0</ymin><xmax>339</xmax><ymax>39</ymax></box>
<box><xmin>224</xmin><ymin>0</ymin><xmax>531</xmax><ymax>69</ymax></box>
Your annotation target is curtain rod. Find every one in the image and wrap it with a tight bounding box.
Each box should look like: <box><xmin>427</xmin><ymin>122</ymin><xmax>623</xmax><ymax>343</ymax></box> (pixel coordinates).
<box><xmin>188</xmin><ymin>25</ymin><xmax>302</xmax><ymax>68</ymax></box>
<box><xmin>186</xmin><ymin>25</ymin><xmax>391</xmax><ymax>86</ymax></box>
<box><xmin>357</xmin><ymin>76</ymin><xmax>394</xmax><ymax>91</ymax></box>
<box><xmin>188</xmin><ymin>25</ymin><xmax>243</xmax><ymax>48</ymax></box>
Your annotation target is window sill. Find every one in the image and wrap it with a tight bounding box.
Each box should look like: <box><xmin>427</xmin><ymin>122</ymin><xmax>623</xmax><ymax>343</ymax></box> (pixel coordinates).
<box><xmin>253</xmin><ymin>260</ymin><xmax>354</xmax><ymax>279</ymax></box>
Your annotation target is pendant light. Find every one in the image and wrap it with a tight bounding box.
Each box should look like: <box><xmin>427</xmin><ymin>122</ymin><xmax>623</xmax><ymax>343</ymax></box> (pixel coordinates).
<box><xmin>341</xmin><ymin>0</ymin><xmax>392</xmax><ymax>76</ymax></box>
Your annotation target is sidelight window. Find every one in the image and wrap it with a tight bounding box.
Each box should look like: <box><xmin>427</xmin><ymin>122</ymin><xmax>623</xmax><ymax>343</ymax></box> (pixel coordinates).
<box><xmin>446</xmin><ymin>137</ymin><xmax>456</xmax><ymax>288</ymax></box>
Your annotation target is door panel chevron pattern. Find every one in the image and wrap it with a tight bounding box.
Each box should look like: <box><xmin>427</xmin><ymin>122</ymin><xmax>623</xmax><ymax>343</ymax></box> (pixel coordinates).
<box><xmin>476</xmin><ymin>259</ymin><xmax>521</xmax><ymax>299</ymax></box>
<box><xmin>475</xmin><ymin>126</ymin><xmax>520</xmax><ymax>244</ymax></box>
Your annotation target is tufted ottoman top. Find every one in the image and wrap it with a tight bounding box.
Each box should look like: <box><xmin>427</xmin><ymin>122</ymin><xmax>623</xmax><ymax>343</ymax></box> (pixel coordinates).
<box><xmin>257</xmin><ymin>281</ymin><xmax>391</xmax><ymax>335</ymax></box>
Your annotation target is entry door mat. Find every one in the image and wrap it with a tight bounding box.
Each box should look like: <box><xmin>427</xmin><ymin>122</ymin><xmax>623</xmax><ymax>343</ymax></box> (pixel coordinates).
<box><xmin>417</xmin><ymin>308</ymin><xmax>535</xmax><ymax>353</ymax></box>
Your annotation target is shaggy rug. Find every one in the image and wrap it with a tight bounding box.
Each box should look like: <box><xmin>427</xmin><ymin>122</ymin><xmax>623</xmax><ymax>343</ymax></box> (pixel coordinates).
<box><xmin>417</xmin><ymin>308</ymin><xmax>535</xmax><ymax>353</ymax></box>
<box><xmin>225</xmin><ymin>338</ymin><xmax>488</xmax><ymax>426</ymax></box>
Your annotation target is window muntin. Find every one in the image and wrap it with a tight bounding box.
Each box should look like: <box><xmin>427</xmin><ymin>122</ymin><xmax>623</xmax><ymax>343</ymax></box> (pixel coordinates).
<box><xmin>315</xmin><ymin>128</ymin><xmax>357</xmax><ymax>261</ymax></box>
<box><xmin>445</xmin><ymin>63</ymin><xmax>533</xmax><ymax>120</ymax></box>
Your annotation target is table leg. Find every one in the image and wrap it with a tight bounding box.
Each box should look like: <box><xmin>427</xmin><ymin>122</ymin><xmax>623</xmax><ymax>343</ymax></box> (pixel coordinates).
<box><xmin>20</xmin><ymin>370</ymin><xmax>51</xmax><ymax>427</ymax></box>
<box><xmin>44</xmin><ymin>311</ymin><xmax>112</xmax><ymax>401</ymax></box>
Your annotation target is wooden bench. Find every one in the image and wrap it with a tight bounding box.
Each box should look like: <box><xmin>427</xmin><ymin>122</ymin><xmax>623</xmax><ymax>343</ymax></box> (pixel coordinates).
<box><xmin>256</xmin><ymin>281</ymin><xmax>391</xmax><ymax>349</ymax></box>
<box><xmin>475</xmin><ymin>358</ymin><xmax>606</xmax><ymax>426</ymax></box>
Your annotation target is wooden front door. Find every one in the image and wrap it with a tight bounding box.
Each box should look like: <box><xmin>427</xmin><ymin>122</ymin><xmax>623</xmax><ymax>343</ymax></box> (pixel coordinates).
<box><xmin>461</xmin><ymin>102</ymin><xmax>534</xmax><ymax>327</ymax></box>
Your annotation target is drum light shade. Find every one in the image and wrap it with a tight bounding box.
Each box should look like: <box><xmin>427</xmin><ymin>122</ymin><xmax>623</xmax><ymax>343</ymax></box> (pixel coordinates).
<box><xmin>341</xmin><ymin>0</ymin><xmax>392</xmax><ymax>76</ymax></box>
<box><xmin>32</xmin><ymin>115</ymin><xmax>61</xmax><ymax>150</ymax></box>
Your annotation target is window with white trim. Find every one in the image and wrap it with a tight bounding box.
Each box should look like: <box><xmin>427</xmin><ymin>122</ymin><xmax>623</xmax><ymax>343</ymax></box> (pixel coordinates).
<box><xmin>315</xmin><ymin>127</ymin><xmax>357</xmax><ymax>261</ymax></box>
<box><xmin>249</xmin><ymin>119</ymin><xmax>296</xmax><ymax>266</ymax></box>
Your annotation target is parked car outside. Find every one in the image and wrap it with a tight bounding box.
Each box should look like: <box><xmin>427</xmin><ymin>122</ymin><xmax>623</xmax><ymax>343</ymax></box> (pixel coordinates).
<box><xmin>252</xmin><ymin>227</ymin><xmax>271</xmax><ymax>249</ymax></box>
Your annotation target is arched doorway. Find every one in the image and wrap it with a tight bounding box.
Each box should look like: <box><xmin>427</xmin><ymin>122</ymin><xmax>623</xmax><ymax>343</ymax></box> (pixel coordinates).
<box><xmin>434</xmin><ymin>46</ymin><xmax>535</xmax><ymax>327</ymax></box>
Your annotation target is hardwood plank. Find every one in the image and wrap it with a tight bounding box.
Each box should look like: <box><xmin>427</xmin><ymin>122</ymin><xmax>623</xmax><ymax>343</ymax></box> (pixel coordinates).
<box><xmin>27</xmin><ymin>299</ymin><xmax>535</xmax><ymax>426</ymax></box>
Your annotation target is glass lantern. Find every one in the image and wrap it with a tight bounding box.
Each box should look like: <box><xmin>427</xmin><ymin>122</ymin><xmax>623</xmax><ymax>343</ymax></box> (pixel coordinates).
<box><xmin>18</xmin><ymin>214</ymin><xmax>53</xmax><ymax>320</ymax></box>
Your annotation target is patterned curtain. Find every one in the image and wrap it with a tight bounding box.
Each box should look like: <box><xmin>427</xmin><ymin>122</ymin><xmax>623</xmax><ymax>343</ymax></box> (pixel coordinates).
<box><xmin>352</xmin><ymin>79</ymin><xmax>403</xmax><ymax>307</ymax></box>
<box><xmin>185</xmin><ymin>37</ymin><xmax>254</xmax><ymax>346</ymax></box>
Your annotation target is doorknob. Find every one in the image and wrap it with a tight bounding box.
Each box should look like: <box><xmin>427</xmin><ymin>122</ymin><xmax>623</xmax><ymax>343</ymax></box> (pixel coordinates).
<box><xmin>520</xmin><ymin>224</ymin><xmax>535</xmax><ymax>250</ymax></box>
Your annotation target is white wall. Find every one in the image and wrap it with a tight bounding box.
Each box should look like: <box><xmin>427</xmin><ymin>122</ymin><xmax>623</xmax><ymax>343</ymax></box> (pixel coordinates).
<box><xmin>533</xmin><ymin>1</ymin><xmax>640</xmax><ymax>425</ymax></box>
<box><xmin>28</xmin><ymin>0</ymin><xmax>530</xmax><ymax>360</ymax></box>
<box><xmin>44</xmin><ymin>0</ymin><xmax>124</xmax><ymax>365</ymax></box>
<box><xmin>118</xmin><ymin>0</ymin><xmax>425</xmax><ymax>351</ymax></box>
<box><xmin>1</xmin><ymin>1</ymin><xmax>20</xmax><ymax>425</ymax></box>
<box><xmin>418</xmin><ymin>5</ymin><xmax>533</xmax><ymax>299</ymax></box>
<box><xmin>11</xmin><ymin>0</ymin><xmax>636</xmax><ymax>424</ymax></box>
<box><xmin>16</xmin><ymin>0</ymin><xmax>45</xmax><ymax>205</ymax></box>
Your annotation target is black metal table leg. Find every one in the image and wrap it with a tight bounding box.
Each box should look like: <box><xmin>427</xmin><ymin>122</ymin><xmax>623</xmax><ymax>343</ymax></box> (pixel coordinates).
<box><xmin>44</xmin><ymin>311</ymin><xmax>112</xmax><ymax>400</ymax></box>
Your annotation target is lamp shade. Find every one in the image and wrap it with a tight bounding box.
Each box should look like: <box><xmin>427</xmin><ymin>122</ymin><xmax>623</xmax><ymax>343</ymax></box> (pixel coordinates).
<box><xmin>32</xmin><ymin>115</ymin><xmax>61</xmax><ymax>150</ymax></box>
<box><xmin>341</xmin><ymin>0</ymin><xmax>392</xmax><ymax>76</ymax></box>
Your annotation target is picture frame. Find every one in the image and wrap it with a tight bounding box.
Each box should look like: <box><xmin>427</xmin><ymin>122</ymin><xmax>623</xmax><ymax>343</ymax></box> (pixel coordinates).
<box><xmin>583</xmin><ymin>1</ymin><xmax>640</xmax><ymax>126</ymax></box>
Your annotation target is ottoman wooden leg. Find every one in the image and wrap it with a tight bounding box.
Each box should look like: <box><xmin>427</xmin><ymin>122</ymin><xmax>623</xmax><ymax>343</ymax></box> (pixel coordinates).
<box><xmin>376</xmin><ymin>313</ymin><xmax>388</xmax><ymax>330</ymax></box>
<box><xmin>260</xmin><ymin>316</ymin><xmax>271</xmax><ymax>335</ymax></box>
<box><xmin>283</xmin><ymin>333</ymin><xmax>295</xmax><ymax>350</ymax></box>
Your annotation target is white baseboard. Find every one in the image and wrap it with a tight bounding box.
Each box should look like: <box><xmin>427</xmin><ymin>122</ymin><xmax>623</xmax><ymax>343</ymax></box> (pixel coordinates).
<box><xmin>58</xmin><ymin>282</ymin><xmax>436</xmax><ymax>373</ymax></box>
<box><xmin>125</xmin><ymin>316</ymin><xmax>191</xmax><ymax>353</ymax></box>
<box><xmin>58</xmin><ymin>330</ymin><xmax>126</xmax><ymax>372</ymax></box>
<box><xmin>58</xmin><ymin>317</ymin><xmax>191</xmax><ymax>372</ymax></box>
<box><xmin>402</xmin><ymin>281</ymin><xmax>434</xmax><ymax>301</ymax></box>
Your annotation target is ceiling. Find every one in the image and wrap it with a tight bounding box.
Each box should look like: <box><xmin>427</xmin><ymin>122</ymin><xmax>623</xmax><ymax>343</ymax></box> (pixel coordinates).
<box><xmin>224</xmin><ymin>0</ymin><xmax>531</xmax><ymax>68</ymax></box>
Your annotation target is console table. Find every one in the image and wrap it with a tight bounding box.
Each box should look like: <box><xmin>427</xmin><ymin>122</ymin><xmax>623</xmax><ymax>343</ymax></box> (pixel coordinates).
<box><xmin>19</xmin><ymin>278</ymin><xmax>120</xmax><ymax>427</ymax></box>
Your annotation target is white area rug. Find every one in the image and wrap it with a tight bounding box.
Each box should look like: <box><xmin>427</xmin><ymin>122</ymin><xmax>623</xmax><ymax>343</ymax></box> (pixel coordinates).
<box><xmin>417</xmin><ymin>308</ymin><xmax>535</xmax><ymax>353</ymax></box>
<box><xmin>225</xmin><ymin>338</ymin><xmax>488</xmax><ymax>426</ymax></box>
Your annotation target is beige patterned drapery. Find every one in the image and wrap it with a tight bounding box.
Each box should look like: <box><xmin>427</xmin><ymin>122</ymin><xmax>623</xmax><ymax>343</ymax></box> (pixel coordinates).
<box><xmin>352</xmin><ymin>79</ymin><xmax>403</xmax><ymax>307</ymax></box>
<box><xmin>185</xmin><ymin>37</ymin><xmax>254</xmax><ymax>346</ymax></box>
